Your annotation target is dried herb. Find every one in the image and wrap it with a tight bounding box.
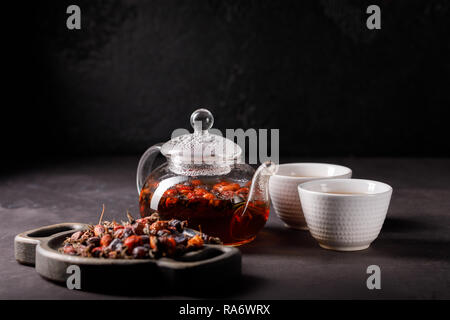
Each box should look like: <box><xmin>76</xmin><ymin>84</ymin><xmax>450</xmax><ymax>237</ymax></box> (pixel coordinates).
<box><xmin>60</xmin><ymin>210</ymin><xmax>221</xmax><ymax>259</ymax></box>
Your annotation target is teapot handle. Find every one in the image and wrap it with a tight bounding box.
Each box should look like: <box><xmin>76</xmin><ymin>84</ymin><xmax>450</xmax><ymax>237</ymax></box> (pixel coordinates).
<box><xmin>136</xmin><ymin>143</ymin><xmax>164</xmax><ymax>194</ymax></box>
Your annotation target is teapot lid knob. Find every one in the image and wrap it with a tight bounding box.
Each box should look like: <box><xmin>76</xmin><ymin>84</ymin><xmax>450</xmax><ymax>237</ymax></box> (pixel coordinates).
<box><xmin>160</xmin><ymin>107</ymin><xmax>242</xmax><ymax>171</ymax></box>
<box><xmin>190</xmin><ymin>108</ymin><xmax>214</xmax><ymax>133</ymax></box>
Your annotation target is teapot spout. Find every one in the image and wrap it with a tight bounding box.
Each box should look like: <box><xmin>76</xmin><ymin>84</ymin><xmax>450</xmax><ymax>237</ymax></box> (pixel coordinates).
<box><xmin>246</xmin><ymin>161</ymin><xmax>278</xmax><ymax>207</ymax></box>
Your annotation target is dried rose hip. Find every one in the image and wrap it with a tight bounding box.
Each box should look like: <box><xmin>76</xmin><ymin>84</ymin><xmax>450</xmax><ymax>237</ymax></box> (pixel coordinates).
<box><xmin>186</xmin><ymin>192</ymin><xmax>196</xmax><ymax>199</ymax></box>
<box><xmin>220</xmin><ymin>183</ymin><xmax>240</xmax><ymax>192</ymax></box>
<box><xmin>236</xmin><ymin>187</ymin><xmax>249</xmax><ymax>197</ymax></box>
<box><xmin>70</xmin><ymin>231</ymin><xmax>83</xmax><ymax>242</ymax></box>
<box><xmin>187</xmin><ymin>234</ymin><xmax>204</xmax><ymax>248</ymax></box>
<box><xmin>213</xmin><ymin>181</ymin><xmax>229</xmax><ymax>192</ymax></box>
<box><xmin>94</xmin><ymin>225</ymin><xmax>105</xmax><ymax>237</ymax></box>
<box><xmin>194</xmin><ymin>188</ymin><xmax>208</xmax><ymax>196</ymax></box>
<box><xmin>165</xmin><ymin>197</ymin><xmax>178</xmax><ymax>207</ymax></box>
<box><xmin>108</xmin><ymin>238</ymin><xmax>123</xmax><ymax>252</ymax></box>
<box><xmin>124</xmin><ymin>235</ymin><xmax>142</xmax><ymax>253</ymax></box>
<box><xmin>175</xmin><ymin>184</ymin><xmax>193</xmax><ymax>194</ymax></box>
<box><xmin>190</xmin><ymin>179</ymin><xmax>202</xmax><ymax>186</ymax></box>
<box><xmin>86</xmin><ymin>236</ymin><xmax>100</xmax><ymax>247</ymax></box>
<box><xmin>186</xmin><ymin>192</ymin><xmax>202</xmax><ymax>204</ymax></box>
<box><xmin>150</xmin><ymin>221</ymin><xmax>169</xmax><ymax>233</ymax></box>
<box><xmin>100</xmin><ymin>234</ymin><xmax>112</xmax><ymax>247</ymax></box>
<box><xmin>132</xmin><ymin>246</ymin><xmax>148</xmax><ymax>259</ymax></box>
<box><xmin>163</xmin><ymin>189</ymin><xmax>178</xmax><ymax>197</ymax></box>
<box><xmin>221</xmin><ymin>190</ymin><xmax>235</xmax><ymax>199</ymax></box>
<box><xmin>113</xmin><ymin>224</ymin><xmax>124</xmax><ymax>232</ymax></box>
<box><xmin>159</xmin><ymin>236</ymin><xmax>177</xmax><ymax>255</ymax></box>
<box><xmin>132</xmin><ymin>222</ymin><xmax>145</xmax><ymax>235</ymax></box>
<box><xmin>63</xmin><ymin>244</ymin><xmax>76</xmax><ymax>255</ymax></box>
<box><xmin>202</xmin><ymin>192</ymin><xmax>214</xmax><ymax>200</ymax></box>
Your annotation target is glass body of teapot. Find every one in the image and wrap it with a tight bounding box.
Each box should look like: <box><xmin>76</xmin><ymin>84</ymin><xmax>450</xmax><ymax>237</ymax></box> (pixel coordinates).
<box><xmin>137</xmin><ymin>109</ymin><xmax>277</xmax><ymax>246</ymax></box>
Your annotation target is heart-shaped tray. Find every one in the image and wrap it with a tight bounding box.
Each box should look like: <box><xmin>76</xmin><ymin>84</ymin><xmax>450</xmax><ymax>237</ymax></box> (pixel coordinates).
<box><xmin>15</xmin><ymin>223</ymin><xmax>241</xmax><ymax>291</ymax></box>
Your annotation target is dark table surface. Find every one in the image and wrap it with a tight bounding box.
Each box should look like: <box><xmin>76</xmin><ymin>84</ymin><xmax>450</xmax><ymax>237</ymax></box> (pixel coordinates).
<box><xmin>1</xmin><ymin>157</ymin><xmax>449</xmax><ymax>299</ymax></box>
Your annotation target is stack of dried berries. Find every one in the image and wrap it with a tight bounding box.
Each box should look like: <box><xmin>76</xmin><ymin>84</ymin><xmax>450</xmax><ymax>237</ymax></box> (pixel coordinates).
<box><xmin>60</xmin><ymin>211</ymin><xmax>221</xmax><ymax>259</ymax></box>
<box><xmin>161</xmin><ymin>180</ymin><xmax>251</xmax><ymax>208</ymax></box>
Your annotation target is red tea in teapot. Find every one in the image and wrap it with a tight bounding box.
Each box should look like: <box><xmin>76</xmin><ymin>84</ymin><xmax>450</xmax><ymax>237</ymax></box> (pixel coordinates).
<box><xmin>139</xmin><ymin>178</ymin><xmax>270</xmax><ymax>245</ymax></box>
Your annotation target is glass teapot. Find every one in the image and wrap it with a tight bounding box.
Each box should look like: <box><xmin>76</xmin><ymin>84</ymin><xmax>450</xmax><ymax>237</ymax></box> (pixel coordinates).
<box><xmin>137</xmin><ymin>108</ymin><xmax>277</xmax><ymax>245</ymax></box>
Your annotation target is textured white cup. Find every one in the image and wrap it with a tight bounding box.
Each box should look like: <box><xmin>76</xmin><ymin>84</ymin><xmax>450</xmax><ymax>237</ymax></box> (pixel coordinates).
<box><xmin>269</xmin><ymin>163</ymin><xmax>352</xmax><ymax>230</ymax></box>
<box><xmin>298</xmin><ymin>179</ymin><xmax>393</xmax><ymax>251</ymax></box>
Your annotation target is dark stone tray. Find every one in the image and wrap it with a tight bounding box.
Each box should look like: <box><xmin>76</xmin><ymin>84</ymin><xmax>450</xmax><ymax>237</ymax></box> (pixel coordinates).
<box><xmin>14</xmin><ymin>223</ymin><xmax>241</xmax><ymax>292</ymax></box>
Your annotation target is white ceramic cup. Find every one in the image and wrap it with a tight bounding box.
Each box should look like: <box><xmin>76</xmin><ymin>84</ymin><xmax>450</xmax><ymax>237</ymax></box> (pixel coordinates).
<box><xmin>269</xmin><ymin>163</ymin><xmax>352</xmax><ymax>230</ymax></box>
<box><xmin>298</xmin><ymin>179</ymin><xmax>393</xmax><ymax>251</ymax></box>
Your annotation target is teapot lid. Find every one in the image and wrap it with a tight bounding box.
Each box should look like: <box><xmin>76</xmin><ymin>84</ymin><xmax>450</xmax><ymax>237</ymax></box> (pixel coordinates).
<box><xmin>160</xmin><ymin>109</ymin><xmax>242</xmax><ymax>166</ymax></box>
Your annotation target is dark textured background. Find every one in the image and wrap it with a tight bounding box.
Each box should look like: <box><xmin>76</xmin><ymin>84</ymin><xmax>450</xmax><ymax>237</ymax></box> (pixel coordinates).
<box><xmin>3</xmin><ymin>0</ymin><xmax>450</xmax><ymax>169</ymax></box>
